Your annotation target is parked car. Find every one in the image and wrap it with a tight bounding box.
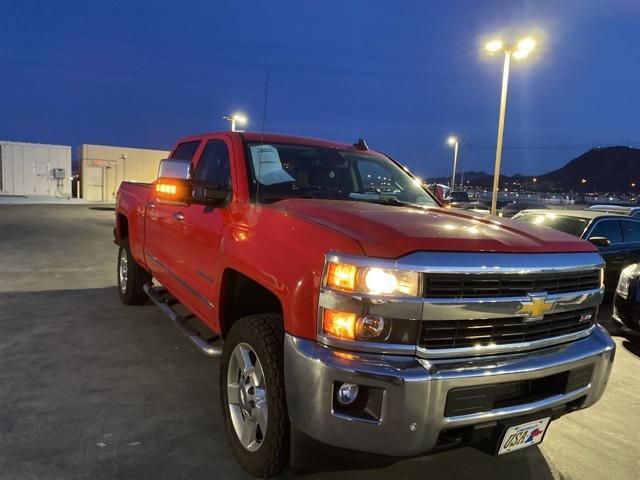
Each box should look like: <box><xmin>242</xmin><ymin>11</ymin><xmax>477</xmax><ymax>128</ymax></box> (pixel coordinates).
<box><xmin>450</xmin><ymin>190</ymin><xmax>469</xmax><ymax>202</ymax></box>
<box><xmin>427</xmin><ymin>183</ymin><xmax>450</xmax><ymax>203</ymax></box>
<box><xmin>115</xmin><ymin>132</ymin><xmax>614</xmax><ymax>477</ymax></box>
<box><xmin>587</xmin><ymin>204</ymin><xmax>640</xmax><ymax>218</ymax></box>
<box><xmin>613</xmin><ymin>263</ymin><xmax>640</xmax><ymax>332</ymax></box>
<box><xmin>513</xmin><ymin>209</ymin><xmax>640</xmax><ymax>291</ymax></box>
<box><xmin>499</xmin><ymin>201</ymin><xmax>549</xmax><ymax>217</ymax></box>
<box><xmin>449</xmin><ymin>190</ymin><xmax>479</xmax><ymax>209</ymax></box>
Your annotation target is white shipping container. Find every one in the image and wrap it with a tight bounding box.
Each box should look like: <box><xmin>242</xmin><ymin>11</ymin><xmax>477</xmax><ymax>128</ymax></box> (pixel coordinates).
<box><xmin>0</xmin><ymin>141</ymin><xmax>72</xmax><ymax>197</ymax></box>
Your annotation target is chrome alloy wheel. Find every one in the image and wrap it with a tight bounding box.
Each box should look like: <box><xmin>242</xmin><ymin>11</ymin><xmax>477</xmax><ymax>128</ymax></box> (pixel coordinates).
<box><xmin>227</xmin><ymin>342</ymin><xmax>268</xmax><ymax>452</ymax></box>
<box><xmin>118</xmin><ymin>248</ymin><xmax>128</xmax><ymax>294</ymax></box>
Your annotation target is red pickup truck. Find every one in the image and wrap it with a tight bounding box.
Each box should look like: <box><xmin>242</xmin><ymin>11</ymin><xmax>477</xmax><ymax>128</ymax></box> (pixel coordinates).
<box><xmin>115</xmin><ymin>131</ymin><xmax>615</xmax><ymax>477</ymax></box>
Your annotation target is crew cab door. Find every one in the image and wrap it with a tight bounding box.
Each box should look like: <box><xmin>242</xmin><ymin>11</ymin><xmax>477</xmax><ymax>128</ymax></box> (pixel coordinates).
<box><xmin>167</xmin><ymin>137</ymin><xmax>233</xmax><ymax>328</ymax></box>
<box><xmin>620</xmin><ymin>219</ymin><xmax>640</xmax><ymax>267</ymax></box>
<box><xmin>587</xmin><ymin>219</ymin><xmax>627</xmax><ymax>290</ymax></box>
<box><xmin>144</xmin><ymin>140</ymin><xmax>202</xmax><ymax>293</ymax></box>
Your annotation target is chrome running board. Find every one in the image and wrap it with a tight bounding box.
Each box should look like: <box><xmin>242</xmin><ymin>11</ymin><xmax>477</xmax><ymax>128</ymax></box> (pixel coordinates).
<box><xmin>144</xmin><ymin>283</ymin><xmax>223</xmax><ymax>357</ymax></box>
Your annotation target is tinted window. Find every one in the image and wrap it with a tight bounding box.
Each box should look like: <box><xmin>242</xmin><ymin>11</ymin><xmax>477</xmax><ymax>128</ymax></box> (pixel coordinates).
<box><xmin>450</xmin><ymin>191</ymin><xmax>470</xmax><ymax>202</ymax></box>
<box><xmin>171</xmin><ymin>141</ymin><xmax>201</xmax><ymax>161</ymax></box>
<box><xmin>193</xmin><ymin>139</ymin><xmax>230</xmax><ymax>187</ymax></box>
<box><xmin>621</xmin><ymin>220</ymin><xmax>640</xmax><ymax>243</ymax></box>
<box><xmin>589</xmin><ymin>220</ymin><xmax>622</xmax><ymax>243</ymax></box>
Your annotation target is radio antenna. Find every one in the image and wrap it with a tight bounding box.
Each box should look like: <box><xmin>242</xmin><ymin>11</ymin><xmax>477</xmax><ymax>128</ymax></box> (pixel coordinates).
<box><xmin>255</xmin><ymin>69</ymin><xmax>270</xmax><ymax>204</ymax></box>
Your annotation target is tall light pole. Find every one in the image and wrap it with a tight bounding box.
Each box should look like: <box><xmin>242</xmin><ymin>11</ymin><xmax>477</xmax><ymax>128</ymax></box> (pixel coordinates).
<box><xmin>223</xmin><ymin>113</ymin><xmax>248</xmax><ymax>132</ymax></box>
<box><xmin>485</xmin><ymin>37</ymin><xmax>536</xmax><ymax>215</ymax></box>
<box><xmin>447</xmin><ymin>136</ymin><xmax>459</xmax><ymax>190</ymax></box>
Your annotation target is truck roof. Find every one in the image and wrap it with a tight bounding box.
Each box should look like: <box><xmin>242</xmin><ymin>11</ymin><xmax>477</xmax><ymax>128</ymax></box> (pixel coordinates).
<box><xmin>518</xmin><ymin>209</ymin><xmax>624</xmax><ymax>220</ymax></box>
<box><xmin>177</xmin><ymin>131</ymin><xmax>357</xmax><ymax>150</ymax></box>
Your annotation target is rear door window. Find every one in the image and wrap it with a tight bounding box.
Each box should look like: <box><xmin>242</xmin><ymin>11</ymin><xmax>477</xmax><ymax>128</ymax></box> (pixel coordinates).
<box><xmin>171</xmin><ymin>141</ymin><xmax>201</xmax><ymax>161</ymax></box>
<box><xmin>588</xmin><ymin>220</ymin><xmax>623</xmax><ymax>244</ymax></box>
<box><xmin>621</xmin><ymin>220</ymin><xmax>640</xmax><ymax>243</ymax></box>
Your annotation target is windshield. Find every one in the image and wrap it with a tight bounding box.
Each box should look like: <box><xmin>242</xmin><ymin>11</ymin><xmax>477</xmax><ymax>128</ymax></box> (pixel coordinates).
<box><xmin>450</xmin><ymin>191</ymin><xmax>469</xmax><ymax>202</ymax></box>
<box><xmin>514</xmin><ymin>212</ymin><xmax>590</xmax><ymax>237</ymax></box>
<box><xmin>244</xmin><ymin>142</ymin><xmax>438</xmax><ymax>207</ymax></box>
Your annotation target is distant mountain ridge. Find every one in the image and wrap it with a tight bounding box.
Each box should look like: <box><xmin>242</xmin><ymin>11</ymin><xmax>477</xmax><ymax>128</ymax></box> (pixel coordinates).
<box><xmin>428</xmin><ymin>146</ymin><xmax>640</xmax><ymax>192</ymax></box>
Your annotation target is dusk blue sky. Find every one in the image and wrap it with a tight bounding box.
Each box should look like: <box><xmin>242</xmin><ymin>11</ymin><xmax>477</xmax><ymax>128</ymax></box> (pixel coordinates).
<box><xmin>1</xmin><ymin>0</ymin><xmax>638</xmax><ymax>178</ymax></box>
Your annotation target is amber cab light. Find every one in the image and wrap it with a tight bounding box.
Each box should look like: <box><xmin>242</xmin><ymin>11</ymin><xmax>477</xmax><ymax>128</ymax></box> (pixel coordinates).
<box><xmin>156</xmin><ymin>183</ymin><xmax>178</xmax><ymax>195</ymax></box>
<box><xmin>155</xmin><ymin>178</ymin><xmax>191</xmax><ymax>202</ymax></box>
<box><xmin>326</xmin><ymin>262</ymin><xmax>357</xmax><ymax>291</ymax></box>
<box><xmin>322</xmin><ymin>309</ymin><xmax>357</xmax><ymax>340</ymax></box>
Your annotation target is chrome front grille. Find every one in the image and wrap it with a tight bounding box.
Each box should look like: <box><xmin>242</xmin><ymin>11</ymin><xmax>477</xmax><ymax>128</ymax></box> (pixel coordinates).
<box><xmin>319</xmin><ymin>251</ymin><xmax>605</xmax><ymax>358</ymax></box>
<box><xmin>422</xmin><ymin>271</ymin><xmax>601</xmax><ymax>298</ymax></box>
<box><xmin>419</xmin><ymin>308</ymin><xmax>596</xmax><ymax>350</ymax></box>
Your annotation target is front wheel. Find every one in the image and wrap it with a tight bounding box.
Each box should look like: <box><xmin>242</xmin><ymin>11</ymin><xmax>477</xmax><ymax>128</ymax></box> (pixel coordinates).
<box><xmin>117</xmin><ymin>238</ymin><xmax>151</xmax><ymax>305</ymax></box>
<box><xmin>220</xmin><ymin>314</ymin><xmax>290</xmax><ymax>477</ymax></box>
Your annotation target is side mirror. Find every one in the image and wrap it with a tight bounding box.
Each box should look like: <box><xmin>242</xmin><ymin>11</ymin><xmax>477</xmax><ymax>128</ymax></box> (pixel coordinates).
<box><xmin>589</xmin><ymin>236</ymin><xmax>611</xmax><ymax>248</ymax></box>
<box><xmin>191</xmin><ymin>181</ymin><xmax>230</xmax><ymax>205</ymax></box>
<box><xmin>158</xmin><ymin>158</ymin><xmax>190</xmax><ymax>179</ymax></box>
<box><xmin>155</xmin><ymin>159</ymin><xmax>192</xmax><ymax>203</ymax></box>
<box><xmin>155</xmin><ymin>159</ymin><xmax>230</xmax><ymax>205</ymax></box>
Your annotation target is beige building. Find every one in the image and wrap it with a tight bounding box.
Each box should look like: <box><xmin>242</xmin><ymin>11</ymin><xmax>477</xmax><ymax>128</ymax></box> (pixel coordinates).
<box><xmin>79</xmin><ymin>144</ymin><xmax>169</xmax><ymax>202</ymax></box>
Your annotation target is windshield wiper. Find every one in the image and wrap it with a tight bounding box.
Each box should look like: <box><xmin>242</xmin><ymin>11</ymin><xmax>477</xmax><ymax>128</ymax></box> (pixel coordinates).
<box><xmin>354</xmin><ymin>196</ymin><xmax>426</xmax><ymax>210</ymax></box>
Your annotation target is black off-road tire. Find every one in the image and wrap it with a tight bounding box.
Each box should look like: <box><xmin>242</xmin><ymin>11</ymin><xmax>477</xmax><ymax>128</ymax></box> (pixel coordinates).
<box><xmin>117</xmin><ymin>238</ymin><xmax>151</xmax><ymax>305</ymax></box>
<box><xmin>220</xmin><ymin>314</ymin><xmax>290</xmax><ymax>477</ymax></box>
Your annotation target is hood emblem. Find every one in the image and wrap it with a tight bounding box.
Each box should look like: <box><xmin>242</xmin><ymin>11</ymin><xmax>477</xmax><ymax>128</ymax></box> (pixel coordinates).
<box><xmin>518</xmin><ymin>293</ymin><xmax>556</xmax><ymax>320</ymax></box>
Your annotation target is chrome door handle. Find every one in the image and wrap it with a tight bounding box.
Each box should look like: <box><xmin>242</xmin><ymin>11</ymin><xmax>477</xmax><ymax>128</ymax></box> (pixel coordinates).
<box><xmin>172</xmin><ymin>211</ymin><xmax>185</xmax><ymax>221</ymax></box>
<box><xmin>147</xmin><ymin>202</ymin><xmax>156</xmax><ymax>209</ymax></box>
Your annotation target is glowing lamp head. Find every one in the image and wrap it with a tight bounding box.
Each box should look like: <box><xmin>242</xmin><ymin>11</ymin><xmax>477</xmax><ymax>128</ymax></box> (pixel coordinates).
<box><xmin>513</xmin><ymin>38</ymin><xmax>536</xmax><ymax>60</ymax></box>
<box><xmin>447</xmin><ymin>136</ymin><xmax>458</xmax><ymax>146</ymax></box>
<box><xmin>485</xmin><ymin>39</ymin><xmax>504</xmax><ymax>53</ymax></box>
<box><xmin>517</xmin><ymin>38</ymin><xmax>536</xmax><ymax>52</ymax></box>
<box><xmin>231</xmin><ymin>113</ymin><xmax>247</xmax><ymax>125</ymax></box>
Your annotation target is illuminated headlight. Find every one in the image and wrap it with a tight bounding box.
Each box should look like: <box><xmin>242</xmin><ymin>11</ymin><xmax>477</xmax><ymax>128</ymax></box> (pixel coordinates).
<box><xmin>617</xmin><ymin>264</ymin><xmax>638</xmax><ymax>299</ymax></box>
<box><xmin>321</xmin><ymin>308</ymin><xmax>418</xmax><ymax>344</ymax></box>
<box><xmin>325</xmin><ymin>262</ymin><xmax>420</xmax><ymax>296</ymax></box>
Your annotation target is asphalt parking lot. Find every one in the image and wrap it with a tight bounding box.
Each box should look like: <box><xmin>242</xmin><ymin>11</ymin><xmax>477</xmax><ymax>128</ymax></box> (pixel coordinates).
<box><xmin>1</xmin><ymin>204</ymin><xmax>639</xmax><ymax>479</ymax></box>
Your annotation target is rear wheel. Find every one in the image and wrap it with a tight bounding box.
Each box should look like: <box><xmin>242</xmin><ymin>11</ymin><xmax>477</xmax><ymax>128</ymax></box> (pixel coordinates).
<box><xmin>221</xmin><ymin>314</ymin><xmax>289</xmax><ymax>477</ymax></box>
<box><xmin>117</xmin><ymin>238</ymin><xmax>150</xmax><ymax>305</ymax></box>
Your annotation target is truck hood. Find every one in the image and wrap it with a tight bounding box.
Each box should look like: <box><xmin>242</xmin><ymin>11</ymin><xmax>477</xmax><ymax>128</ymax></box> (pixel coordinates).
<box><xmin>271</xmin><ymin>199</ymin><xmax>596</xmax><ymax>258</ymax></box>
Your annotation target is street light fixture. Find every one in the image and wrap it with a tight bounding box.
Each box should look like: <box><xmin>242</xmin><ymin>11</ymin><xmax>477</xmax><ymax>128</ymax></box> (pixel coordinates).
<box><xmin>223</xmin><ymin>113</ymin><xmax>248</xmax><ymax>132</ymax></box>
<box><xmin>447</xmin><ymin>136</ymin><xmax>459</xmax><ymax>189</ymax></box>
<box><xmin>485</xmin><ymin>36</ymin><xmax>537</xmax><ymax>215</ymax></box>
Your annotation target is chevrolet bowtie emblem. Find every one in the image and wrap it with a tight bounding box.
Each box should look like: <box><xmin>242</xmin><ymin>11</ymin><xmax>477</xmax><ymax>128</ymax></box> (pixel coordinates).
<box><xmin>519</xmin><ymin>295</ymin><xmax>556</xmax><ymax>320</ymax></box>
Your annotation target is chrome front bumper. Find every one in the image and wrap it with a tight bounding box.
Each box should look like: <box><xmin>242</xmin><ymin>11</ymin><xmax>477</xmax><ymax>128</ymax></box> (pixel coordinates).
<box><xmin>284</xmin><ymin>327</ymin><xmax>615</xmax><ymax>456</ymax></box>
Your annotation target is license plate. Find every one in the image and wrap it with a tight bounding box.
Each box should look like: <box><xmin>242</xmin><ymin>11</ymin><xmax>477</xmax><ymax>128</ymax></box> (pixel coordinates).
<box><xmin>498</xmin><ymin>417</ymin><xmax>550</xmax><ymax>455</ymax></box>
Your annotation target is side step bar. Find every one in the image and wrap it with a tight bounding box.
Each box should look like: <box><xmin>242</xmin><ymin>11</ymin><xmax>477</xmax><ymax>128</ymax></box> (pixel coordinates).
<box><xmin>143</xmin><ymin>283</ymin><xmax>223</xmax><ymax>357</ymax></box>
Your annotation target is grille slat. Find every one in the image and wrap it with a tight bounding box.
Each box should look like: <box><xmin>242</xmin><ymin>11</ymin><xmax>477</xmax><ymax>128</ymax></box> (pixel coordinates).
<box><xmin>423</xmin><ymin>271</ymin><xmax>600</xmax><ymax>298</ymax></box>
<box><xmin>420</xmin><ymin>308</ymin><xmax>595</xmax><ymax>350</ymax></box>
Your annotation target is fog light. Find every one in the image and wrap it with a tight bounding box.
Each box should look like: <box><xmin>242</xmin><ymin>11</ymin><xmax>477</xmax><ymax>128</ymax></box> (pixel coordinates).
<box><xmin>579</xmin><ymin>313</ymin><xmax>593</xmax><ymax>323</ymax></box>
<box><xmin>356</xmin><ymin>315</ymin><xmax>387</xmax><ymax>340</ymax></box>
<box><xmin>336</xmin><ymin>383</ymin><xmax>359</xmax><ymax>406</ymax></box>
